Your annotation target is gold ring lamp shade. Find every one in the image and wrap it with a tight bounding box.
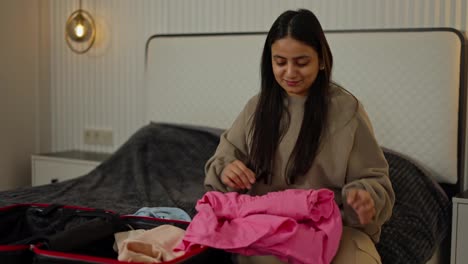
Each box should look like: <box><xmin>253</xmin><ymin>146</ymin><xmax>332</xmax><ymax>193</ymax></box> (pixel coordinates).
<box><xmin>65</xmin><ymin>0</ymin><xmax>95</xmax><ymax>54</ymax></box>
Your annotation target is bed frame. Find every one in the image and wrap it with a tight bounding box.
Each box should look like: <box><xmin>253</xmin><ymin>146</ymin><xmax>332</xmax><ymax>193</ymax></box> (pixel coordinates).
<box><xmin>144</xmin><ymin>29</ymin><xmax>467</xmax><ymax>263</ymax></box>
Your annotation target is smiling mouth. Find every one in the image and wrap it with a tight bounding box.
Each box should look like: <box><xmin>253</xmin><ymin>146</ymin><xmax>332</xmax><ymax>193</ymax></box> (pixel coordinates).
<box><xmin>285</xmin><ymin>80</ymin><xmax>301</xmax><ymax>86</ymax></box>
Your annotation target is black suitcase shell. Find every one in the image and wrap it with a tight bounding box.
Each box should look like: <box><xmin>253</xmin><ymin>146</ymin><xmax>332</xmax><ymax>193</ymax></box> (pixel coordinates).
<box><xmin>0</xmin><ymin>204</ymin><xmax>230</xmax><ymax>264</ymax></box>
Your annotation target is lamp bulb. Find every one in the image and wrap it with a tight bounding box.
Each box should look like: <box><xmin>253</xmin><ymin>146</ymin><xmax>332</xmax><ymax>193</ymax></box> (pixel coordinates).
<box><xmin>74</xmin><ymin>23</ymin><xmax>86</xmax><ymax>38</ymax></box>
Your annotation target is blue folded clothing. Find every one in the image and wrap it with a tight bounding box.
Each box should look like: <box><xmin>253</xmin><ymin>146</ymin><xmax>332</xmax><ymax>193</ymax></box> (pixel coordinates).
<box><xmin>133</xmin><ymin>207</ymin><xmax>191</xmax><ymax>222</ymax></box>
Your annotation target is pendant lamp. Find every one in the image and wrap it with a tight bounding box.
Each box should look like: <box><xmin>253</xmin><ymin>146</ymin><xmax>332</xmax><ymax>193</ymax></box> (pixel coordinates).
<box><xmin>65</xmin><ymin>0</ymin><xmax>96</xmax><ymax>54</ymax></box>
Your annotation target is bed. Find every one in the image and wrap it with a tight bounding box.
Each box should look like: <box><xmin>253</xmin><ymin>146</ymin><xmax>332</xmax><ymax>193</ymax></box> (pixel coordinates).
<box><xmin>0</xmin><ymin>29</ymin><xmax>466</xmax><ymax>264</ymax></box>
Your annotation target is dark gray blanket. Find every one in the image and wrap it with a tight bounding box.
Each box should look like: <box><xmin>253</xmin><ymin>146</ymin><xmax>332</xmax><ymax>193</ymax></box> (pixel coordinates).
<box><xmin>0</xmin><ymin>123</ymin><xmax>219</xmax><ymax>216</ymax></box>
<box><xmin>0</xmin><ymin>123</ymin><xmax>451</xmax><ymax>263</ymax></box>
<box><xmin>377</xmin><ymin>151</ymin><xmax>451</xmax><ymax>264</ymax></box>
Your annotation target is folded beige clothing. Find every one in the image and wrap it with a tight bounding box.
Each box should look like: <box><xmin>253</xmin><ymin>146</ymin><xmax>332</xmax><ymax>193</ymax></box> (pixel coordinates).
<box><xmin>114</xmin><ymin>225</ymin><xmax>186</xmax><ymax>263</ymax></box>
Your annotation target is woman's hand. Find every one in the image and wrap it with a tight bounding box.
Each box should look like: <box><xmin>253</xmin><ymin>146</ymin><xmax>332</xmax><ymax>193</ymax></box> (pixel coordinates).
<box><xmin>346</xmin><ymin>189</ymin><xmax>376</xmax><ymax>225</ymax></box>
<box><xmin>221</xmin><ymin>160</ymin><xmax>256</xmax><ymax>190</ymax></box>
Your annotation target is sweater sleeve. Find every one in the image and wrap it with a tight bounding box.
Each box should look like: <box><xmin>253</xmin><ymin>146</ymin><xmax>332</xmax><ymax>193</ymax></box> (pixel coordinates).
<box><xmin>204</xmin><ymin>96</ymin><xmax>257</xmax><ymax>192</ymax></box>
<box><xmin>341</xmin><ymin>102</ymin><xmax>395</xmax><ymax>242</ymax></box>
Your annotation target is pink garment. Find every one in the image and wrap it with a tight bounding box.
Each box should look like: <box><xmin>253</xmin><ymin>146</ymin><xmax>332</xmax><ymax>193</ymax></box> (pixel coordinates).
<box><xmin>176</xmin><ymin>189</ymin><xmax>342</xmax><ymax>264</ymax></box>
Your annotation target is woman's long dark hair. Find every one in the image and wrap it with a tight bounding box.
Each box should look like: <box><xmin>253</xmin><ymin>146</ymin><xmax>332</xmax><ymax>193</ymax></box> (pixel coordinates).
<box><xmin>248</xmin><ymin>9</ymin><xmax>333</xmax><ymax>184</ymax></box>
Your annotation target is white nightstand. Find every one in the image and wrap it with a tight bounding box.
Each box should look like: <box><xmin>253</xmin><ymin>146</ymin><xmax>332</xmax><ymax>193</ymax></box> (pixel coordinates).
<box><xmin>451</xmin><ymin>189</ymin><xmax>468</xmax><ymax>264</ymax></box>
<box><xmin>31</xmin><ymin>150</ymin><xmax>111</xmax><ymax>186</ymax></box>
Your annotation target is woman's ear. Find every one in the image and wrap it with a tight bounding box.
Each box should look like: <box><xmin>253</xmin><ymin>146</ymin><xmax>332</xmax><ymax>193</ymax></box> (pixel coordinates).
<box><xmin>319</xmin><ymin>64</ymin><xmax>325</xmax><ymax>70</ymax></box>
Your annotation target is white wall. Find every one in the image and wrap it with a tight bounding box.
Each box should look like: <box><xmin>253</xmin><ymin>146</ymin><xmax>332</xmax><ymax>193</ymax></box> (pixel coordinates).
<box><xmin>47</xmin><ymin>0</ymin><xmax>468</xmax><ymax>153</ymax></box>
<box><xmin>0</xmin><ymin>0</ymin><xmax>42</xmax><ymax>190</ymax></box>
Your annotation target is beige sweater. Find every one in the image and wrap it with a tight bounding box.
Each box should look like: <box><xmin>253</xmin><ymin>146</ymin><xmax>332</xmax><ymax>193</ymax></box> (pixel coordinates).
<box><xmin>204</xmin><ymin>85</ymin><xmax>395</xmax><ymax>243</ymax></box>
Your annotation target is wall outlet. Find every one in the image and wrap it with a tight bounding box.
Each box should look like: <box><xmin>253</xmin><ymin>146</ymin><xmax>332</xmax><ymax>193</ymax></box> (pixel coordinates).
<box><xmin>84</xmin><ymin>128</ymin><xmax>114</xmax><ymax>146</ymax></box>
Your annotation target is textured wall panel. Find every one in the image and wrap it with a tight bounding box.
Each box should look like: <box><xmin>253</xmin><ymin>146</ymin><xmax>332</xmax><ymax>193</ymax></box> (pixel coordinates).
<box><xmin>49</xmin><ymin>0</ymin><xmax>468</xmax><ymax>153</ymax></box>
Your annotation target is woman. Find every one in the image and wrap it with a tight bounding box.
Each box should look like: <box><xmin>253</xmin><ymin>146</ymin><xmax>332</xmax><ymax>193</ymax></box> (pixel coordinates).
<box><xmin>204</xmin><ymin>9</ymin><xmax>394</xmax><ymax>264</ymax></box>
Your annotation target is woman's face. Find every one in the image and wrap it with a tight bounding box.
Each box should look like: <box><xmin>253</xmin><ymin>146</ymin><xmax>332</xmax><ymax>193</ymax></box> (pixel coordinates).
<box><xmin>271</xmin><ymin>36</ymin><xmax>321</xmax><ymax>97</ymax></box>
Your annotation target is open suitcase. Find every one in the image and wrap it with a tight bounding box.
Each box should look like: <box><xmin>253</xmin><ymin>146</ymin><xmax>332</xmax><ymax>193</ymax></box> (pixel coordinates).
<box><xmin>0</xmin><ymin>204</ymin><xmax>231</xmax><ymax>264</ymax></box>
